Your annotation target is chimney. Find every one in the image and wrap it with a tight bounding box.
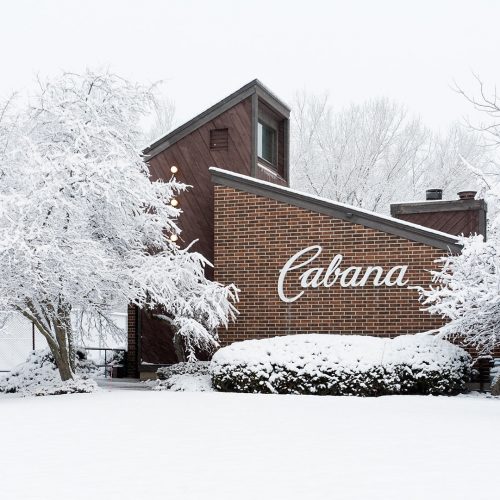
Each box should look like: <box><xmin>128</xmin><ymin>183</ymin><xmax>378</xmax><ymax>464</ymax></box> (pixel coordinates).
<box><xmin>390</xmin><ymin>190</ymin><xmax>487</xmax><ymax>238</ymax></box>
<box><xmin>426</xmin><ymin>189</ymin><xmax>442</xmax><ymax>201</ymax></box>
<box><xmin>457</xmin><ymin>190</ymin><xmax>476</xmax><ymax>200</ymax></box>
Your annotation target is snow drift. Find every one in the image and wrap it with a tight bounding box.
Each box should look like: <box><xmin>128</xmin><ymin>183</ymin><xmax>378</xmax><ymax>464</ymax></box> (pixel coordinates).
<box><xmin>210</xmin><ymin>334</ymin><xmax>472</xmax><ymax>396</ymax></box>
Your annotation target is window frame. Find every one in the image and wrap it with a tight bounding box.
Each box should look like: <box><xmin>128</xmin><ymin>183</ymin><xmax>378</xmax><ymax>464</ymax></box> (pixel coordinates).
<box><xmin>257</xmin><ymin>118</ymin><xmax>278</xmax><ymax>169</ymax></box>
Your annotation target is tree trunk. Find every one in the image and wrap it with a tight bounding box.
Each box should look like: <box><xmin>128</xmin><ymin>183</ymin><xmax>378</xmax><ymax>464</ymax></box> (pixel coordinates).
<box><xmin>51</xmin><ymin>341</ymin><xmax>74</xmax><ymax>382</ymax></box>
<box><xmin>173</xmin><ymin>333</ymin><xmax>187</xmax><ymax>363</ymax></box>
<box><xmin>53</xmin><ymin>307</ymin><xmax>75</xmax><ymax>382</ymax></box>
<box><xmin>22</xmin><ymin>303</ymin><xmax>75</xmax><ymax>382</ymax></box>
<box><xmin>491</xmin><ymin>376</ymin><xmax>500</xmax><ymax>396</ymax></box>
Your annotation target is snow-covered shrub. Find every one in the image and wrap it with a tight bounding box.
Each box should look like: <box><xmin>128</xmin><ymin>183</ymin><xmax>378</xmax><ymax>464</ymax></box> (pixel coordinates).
<box><xmin>490</xmin><ymin>359</ymin><xmax>500</xmax><ymax>395</ymax></box>
<box><xmin>157</xmin><ymin>361</ymin><xmax>210</xmax><ymax>380</ymax></box>
<box><xmin>153</xmin><ymin>361</ymin><xmax>213</xmax><ymax>392</ymax></box>
<box><xmin>105</xmin><ymin>350</ymin><xmax>125</xmax><ymax>367</ymax></box>
<box><xmin>0</xmin><ymin>349</ymin><xmax>98</xmax><ymax>396</ymax></box>
<box><xmin>210</xmin><ymin>334</ymin><xmax>471</xmax><ymax>396</ymax></box>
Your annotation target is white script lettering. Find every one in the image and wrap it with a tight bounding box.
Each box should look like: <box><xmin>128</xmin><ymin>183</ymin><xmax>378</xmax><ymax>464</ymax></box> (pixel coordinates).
<box><xmin>277</xmin><ymin>245</ymin><xmax>409</xmax><ymax>303</ymax></box>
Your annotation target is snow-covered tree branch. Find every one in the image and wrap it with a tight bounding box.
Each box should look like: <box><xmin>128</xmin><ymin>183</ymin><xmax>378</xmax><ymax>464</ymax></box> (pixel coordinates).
<box><xmin>454</xmin><ymin>73</ymin><xmax>500</xmax><ymax>148</ymax></box>
<box><xmin>419</xmin><ymin>235</ymin><xmax>500</xmax><ymax>354</ymax></box>
<box><xmin>140</xmin><ymin>92</ymin><xmax>176</xmax><ymax>147</ymax></box>
<box><xmin>290</xmin><ymin>92</ymin><xmax>488</xmax><ymax>212</ymax></box>
<box><xmin>419</xmin><ymin>76</ymin><xmax>500</xmax><ymax>360</ymax></box>
<box><xmin>0</xmin><ymin>70</ymin><xmax>238</xmax><ymax>381</ymax></box>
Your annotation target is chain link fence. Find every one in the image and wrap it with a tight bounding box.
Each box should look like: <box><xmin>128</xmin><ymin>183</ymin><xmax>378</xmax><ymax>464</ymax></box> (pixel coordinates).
<box><xmin>0</xmin><ymin>314</ymin><xmax>48</xmax><ymax>372</ymax></box>
<box><xmin>0</xmin><ymin>311</ymin><xmax>126</xmax><ymax>373</ymax></box>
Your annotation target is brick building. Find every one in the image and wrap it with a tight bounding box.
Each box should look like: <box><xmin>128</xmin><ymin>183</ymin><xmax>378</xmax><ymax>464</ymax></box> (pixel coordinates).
<box><xmin>127</xmin><ymin>80</ymin><xmax>487</xmax><ymax>378</ymax></box>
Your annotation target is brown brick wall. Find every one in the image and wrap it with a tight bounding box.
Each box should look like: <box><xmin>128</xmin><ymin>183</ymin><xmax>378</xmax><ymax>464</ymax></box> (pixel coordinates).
<box><xmin>214</xmin><ymin>186</ymin><xmax>447</xmax><ymax>345</ymax></box>
<box><xmin>126</xmin><ymin>304</ymin><xmax>138</xmax><ymax>378</ymax></box>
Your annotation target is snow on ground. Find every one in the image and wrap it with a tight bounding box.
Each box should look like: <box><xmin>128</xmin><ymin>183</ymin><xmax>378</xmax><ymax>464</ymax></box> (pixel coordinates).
<box><xmin>0</xmin><ymin>391</ymin><xmax>499</xmax><ymax>500</ymax></box>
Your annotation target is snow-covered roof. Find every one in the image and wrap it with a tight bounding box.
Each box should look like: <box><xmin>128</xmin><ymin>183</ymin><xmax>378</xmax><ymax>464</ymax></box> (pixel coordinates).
<box><xmin>210</xmin><ymin>167</ymin><xmax>462</xmax><ymax>253</ymax></box>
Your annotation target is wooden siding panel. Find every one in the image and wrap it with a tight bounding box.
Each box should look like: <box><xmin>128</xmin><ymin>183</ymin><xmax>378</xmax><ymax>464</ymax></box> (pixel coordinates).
<box><xmin>255</xmin><ymin>164</ymin><xmax>287</xmax><ymax>186</ymax></box>
<box><xmin>140</xmin><ymin>97</ymin><xmax>253</xmax><ymax>365</ymax></box>
<box><xmin>211</xmin><ymin>107</ymin><xmax>251</xmax><ymax>169</ymax></box>
<box><xmin>398</xmin><ymin>210</ymin><xmax>482</xmax><ymax>237</ymax></box>
<box><xmin>156</xmin><ymin>153</ymin><xmax>209</xmax><ymax>252</ymax></box>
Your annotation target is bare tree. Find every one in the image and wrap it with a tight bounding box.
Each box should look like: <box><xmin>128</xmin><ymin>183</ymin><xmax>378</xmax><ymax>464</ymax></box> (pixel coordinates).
<box><xmin>141</xmin><ymin>94</ymin><xmax>176</xmax><ymax>147</ymax></box>
<box><xmin>425</xmin><ymin>123</ymin><xmax>489</xmax><ymax>197</ymax></box>
<box><xmin>419</xmin><ymin>76</ymin><xmax>500</xmax><ymax>394</ymax></box>
<box><xmin>452</xmin><ymin>75</ymin><xmax>500</xmax><ymax>222</ymax></box>
<box><xmin>455</xmin><ymin>73</ymin><xmax>500</xmax><ymax>147</ymax></box>
<box><xmin>290</xmin><ymin>93</ymin><xmax>486</xmax><ymax>213</ymax></box>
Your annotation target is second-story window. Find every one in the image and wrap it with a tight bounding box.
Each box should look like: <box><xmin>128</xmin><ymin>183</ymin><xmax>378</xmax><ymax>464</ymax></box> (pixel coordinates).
<box><xmin>258</xmin><ymin>121</ymin><xmax>276</xmax><ymax>166</ymax></box>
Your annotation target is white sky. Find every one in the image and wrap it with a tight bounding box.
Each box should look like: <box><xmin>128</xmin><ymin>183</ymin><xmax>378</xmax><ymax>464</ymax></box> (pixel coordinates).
<box><xmin>1</xmin><ymin>0</ymin><xmax>500</xmax><ymax>132</ymax></box>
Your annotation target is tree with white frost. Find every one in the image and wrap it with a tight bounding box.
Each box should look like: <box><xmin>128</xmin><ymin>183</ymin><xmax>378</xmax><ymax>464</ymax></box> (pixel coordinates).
<box><xmin>290</xmin><ymin>92</ymin><xmax>487</xmax><ymax>213</ymax></box>
<box><xmin>419</xmin><ymin>235</ymin><xmax>500</xmax><ymax>354</ymax></box>
<box><xmin>419</xmin><ymin>77</ymin><xmax>500</xmax><ymax>361</ymax></box>
<box><xmin>0</xmin><ymin>70</ymin><xmax>238</xmax><ymax>382</ymax></box>
<box><xmin>140</xmin><ymin>92</ymin><xmax>176</xmax><ymax>147</ymax></box>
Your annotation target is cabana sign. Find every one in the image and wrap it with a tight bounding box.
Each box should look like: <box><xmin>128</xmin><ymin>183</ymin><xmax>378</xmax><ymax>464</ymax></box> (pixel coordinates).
<box><xmin>277</xmin><ymin>245</ymin><xmax>409</xmax><ymax>303</ymax></box>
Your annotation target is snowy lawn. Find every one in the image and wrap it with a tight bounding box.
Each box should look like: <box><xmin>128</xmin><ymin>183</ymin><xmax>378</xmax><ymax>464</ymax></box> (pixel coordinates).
<box><xmin>0</xmin><ymin>391</ymin><xmax>498</xmax><ymax>500</ymax></box>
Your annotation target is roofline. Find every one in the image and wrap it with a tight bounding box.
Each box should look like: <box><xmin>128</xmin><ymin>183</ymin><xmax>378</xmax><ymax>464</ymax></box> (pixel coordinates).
<box><xmin>210</xmin><ymin>167</ymin><xmax>462</xmax><ymax>253</ymax></box>
<box><xmin>391</xmin><ymin>199</ymin><xmax>487</xmax><ymax>214</ymax></box>
<box><xmin>143</xmin><ymin>79</ymin><xmax>291</xmax><ymax>159</ymax></box>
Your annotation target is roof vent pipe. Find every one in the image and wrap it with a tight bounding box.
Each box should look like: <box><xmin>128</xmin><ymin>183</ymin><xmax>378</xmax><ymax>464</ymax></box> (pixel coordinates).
<box><xmin>458</xmin><ymin>191</ymin><xmax>477</xmax><ymax>200</ymax></box>
<box><xmin>426</xmin><ymin>189</ymin><xmax>443</xmax><ymax>201</ymax></box>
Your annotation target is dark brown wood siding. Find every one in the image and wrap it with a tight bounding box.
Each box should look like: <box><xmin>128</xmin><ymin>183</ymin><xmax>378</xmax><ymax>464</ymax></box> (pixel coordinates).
<box><xmin>390</xmin><ymin>199</ymin><xmax>487</xmax><ymax>238</ymax></box>
<box><xmin>146</xmin><ymin>97</ymin><xmax>253</xmax><ymax>267</ymax></box>
<box><xmin>396</xmin><ymin>210</ymin><xmax>486</xmax><ymax>236</ymax></box>
<box><xmin>395</xmin><ymin>210</ymin><xmax>483</xmax><ymax>237</ymax></box>
<box><xmin>140</xmin><ymin>97</ymin><xmax>253</xmax><ymax>366</ymax></box>
<box><xmin>255</xmin><ymin>164</ymin><xmax>287</xmax><ymax>186</ymax></box>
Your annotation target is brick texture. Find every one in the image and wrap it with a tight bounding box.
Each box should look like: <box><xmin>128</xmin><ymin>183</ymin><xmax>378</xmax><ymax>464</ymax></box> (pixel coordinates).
<box><xmin>214</xmin><ymin>186</ymin><xmax>447</xmax><ymax>345</ymax></box>
<box><xmin>126</xmin><ymin>304</ymin><xmax>138</xmax><ymax>378</ymax></box>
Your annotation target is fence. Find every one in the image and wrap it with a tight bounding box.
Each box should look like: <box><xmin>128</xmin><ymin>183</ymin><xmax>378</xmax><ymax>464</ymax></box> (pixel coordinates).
<box><xmin>0</xmin><ymin>314</ymin><xmax>48</xmax><ymax>372</ymax></box>
<box><xmin>0</xmin><ymin>311</ymin><xmax>126</xmax><ymax>372</ymax></box>
<box><xmin>83</xmin><ymin>347</ymin><xmax>127</xmax><ymax>378</ymax></box>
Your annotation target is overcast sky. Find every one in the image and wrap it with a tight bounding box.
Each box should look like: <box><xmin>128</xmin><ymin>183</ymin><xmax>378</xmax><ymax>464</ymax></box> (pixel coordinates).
<box><xmin>1</xmin><ymin>0</ymin><xmax>500</xmax><ymax>132</ymax></box>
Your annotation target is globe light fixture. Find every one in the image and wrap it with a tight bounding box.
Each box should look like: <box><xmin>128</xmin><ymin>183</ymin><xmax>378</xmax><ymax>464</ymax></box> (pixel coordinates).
<box><xmin>170</xmin><ymin>198</ymin><xmax>179</xmax><ymax>207</ymax></box>
<box><xmin>170</xmin><ymin>234</ymin><xmax>178</xmax><ymax>242</ymax></box>
<box><xmin>170</xmin><ymin>165</ymin><xmax>178</xmax><ymax>174</ymax></box>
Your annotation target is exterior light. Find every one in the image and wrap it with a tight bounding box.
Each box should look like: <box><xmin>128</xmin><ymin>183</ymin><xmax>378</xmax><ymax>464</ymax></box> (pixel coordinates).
<box><xmin>170</xmin><ymin>234</ymin><xmax>178</xmax><ymax>242</ymax></box>
<box><xmin>170</xmin><ymin>165</ymin><xmax>178</xmax><ymax>174</ymax></box>
<box><xmin>170</xmin><ymin>198</ymin><xmax>179</xmax><ymax>207</ymax></box>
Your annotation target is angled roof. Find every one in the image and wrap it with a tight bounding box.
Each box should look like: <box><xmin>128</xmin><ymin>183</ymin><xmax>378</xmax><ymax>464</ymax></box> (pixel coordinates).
<box><xmin>144</xmin><ymin>79</ymin><xmax>291</xmax><ymax>159</ymax></box>
<box><xmin>210</xmin><ymin>167</ymin><xmax>462</xmax><ymax>253</ymax></box>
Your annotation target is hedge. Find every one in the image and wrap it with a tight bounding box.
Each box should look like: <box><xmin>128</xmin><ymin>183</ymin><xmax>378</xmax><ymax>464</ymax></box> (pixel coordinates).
<box><xmin>210</xmin><ymin>334</ymin><xmax>471</xmax><ymax>396</ymax></box>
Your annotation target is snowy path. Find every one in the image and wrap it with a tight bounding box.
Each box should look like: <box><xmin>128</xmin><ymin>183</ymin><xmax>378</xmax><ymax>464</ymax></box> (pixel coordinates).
<box><xmin>0</xmin><ymin>391</ymin><xmax>499</xmax><ymax>500</ymax></box>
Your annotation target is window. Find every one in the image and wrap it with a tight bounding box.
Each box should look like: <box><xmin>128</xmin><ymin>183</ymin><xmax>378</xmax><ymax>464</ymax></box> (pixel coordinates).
<box><xmin>210</xmin><ymin>128</ymin><xmax>229</xmax><ymax>151</ymax></box>
<box><xmin>258</xmin><ymin>121</ymin><xmax>276</xmax><ymax>166</ymax></box>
